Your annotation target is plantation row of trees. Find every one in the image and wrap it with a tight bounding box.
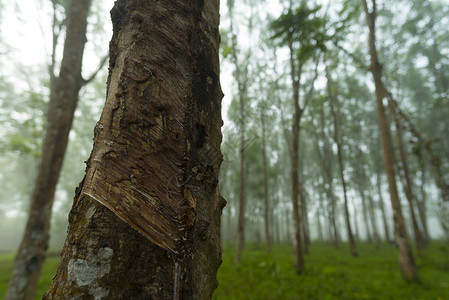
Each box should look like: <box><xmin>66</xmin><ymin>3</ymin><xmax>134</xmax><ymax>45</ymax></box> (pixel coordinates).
<box><xmin>219</xmin><ymin>0</ymin><xmax>449</xmax><ymax>281</ymax></box>
<box><xmin>0</xmin><ymin>0</ymin><xmax>447</xmax><ymax>298</ymax></box>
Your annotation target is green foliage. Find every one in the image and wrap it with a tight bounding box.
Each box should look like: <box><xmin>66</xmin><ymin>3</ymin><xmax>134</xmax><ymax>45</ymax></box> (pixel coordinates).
<box><xmin>270</xmin><ymin>4</ymin><xmax>329</xmax><ymax>62</ymax></box>
<box><xmin>214</xmin><ymin>242</ymin><xmax>449</xmax><ymax>299</ymax></box>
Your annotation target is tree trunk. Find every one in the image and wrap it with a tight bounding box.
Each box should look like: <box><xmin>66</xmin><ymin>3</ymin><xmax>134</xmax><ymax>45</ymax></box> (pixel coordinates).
<box><xmin>327</xmin><ymin>66</ymin><xmax>357</xmax><ymax>256</ymax></box>
<box><xmin>44</xmin><ymin>0</ymin><xmax>225</xmax><ymax>298</ymax></box>
<box><xmin>417</xmin><ymin>155</ymin><xmax>430</xmax><ymax>243</ymax></box>
<box><xmin>235</xmin><ymin>97</ymin><xmax>246</xmax><ymax>262</ymax></box>
<box><xmin>5</xmin><ymin>1</ymin><xmax>90</xmax><ymax>299</ymax></box>
<box><xmin>353</xmin><ymin>204</ymin><xmax>360</xmax><ymax>242</ymax></box>
<box><xmin>260</xmin><ymin>110</ymin><xmax>271</xmax><ymax>253</ymax></box>
<box><xmin>389</xmin><ymin>101</ymin><xmax>425</xmax><ymax>253</ymax></box>
<box><xmin>317</xmin><ymin>202</ymin><xmax>324</xmax><ymax>242</ymax></box>
<box><xmin>360</xmin><ymin>188</ymin><xmax>372</xmax><ymax>243</ymax></box>
<box><xmin>376</xmin><ymin>170</ymin><xmax>392</xmax><ymax>243</ymax></box>
<box><xmin>362</xmin><ymin>0</ymin><xmax>417</xmax><ymax>281</ymax></box>
<box><xmin>229</xmin><ymin>3</ymin><xmax>248</xmax><ymax>264</ymax></box>
<box><xmin>300</xmin><ymin>185</ymin><xmax>310</xmax><ymax>252</ymax></box>
<box><xmin>288</xmin><ymin>38</ymin><xmax>304</xmax><ymax>273</ymax></box>
<box><xmin>367</xmin><ymin>190</ymin><xmax>380</xmax><ymax>249</ymax></box>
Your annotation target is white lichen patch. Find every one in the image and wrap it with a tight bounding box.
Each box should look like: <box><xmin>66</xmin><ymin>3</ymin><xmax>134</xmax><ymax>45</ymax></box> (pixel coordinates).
<box><xmin>68</xmin><ymin>247</ymin><xmax>113</xmax><ymax>288</ymax></box>
<box><xmin>85</xmin><ymin>205</ymin><xmax>96</xmax><ymax>221</ymax></box>
<box><xmin>89</xmin><ymin>285</ymin><xmax>110</xmax><ymax>300</ymax></box>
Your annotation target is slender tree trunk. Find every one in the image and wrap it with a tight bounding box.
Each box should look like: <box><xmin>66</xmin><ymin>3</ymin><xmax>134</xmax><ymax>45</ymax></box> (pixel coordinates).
<box><xmin>360</xmin><ymin>189</ymin><xmax>372</xmax><ymax>243</ymax></box>
<box><xmin>300</xmin><ymin>186</ymin><xmax>310</xmax><ymax>250</ymax></box>
<box><xmin>317</xmin><ymin>204</ymin><xmax>324</xmax><ymax>242</ymax></box>
<box><xmin>353</xmin><ymin>204</ymin><xmax>360</xmax><ymax>242</ymax></box>
<box><xmin>235</xmin><ymin>97</ymin><xmax>246</xmax><ymax>262</ymax></box>
<box><xmin>367</xmin><ymin>190</ymin><xmax>380</xmax><ymax>249</ymax></box>
<box><xmin>389</xmin><ymin>101</ymin><xmax>424</xmax><ymax>253</ymax></box>
<box><xmin>44</xmin><ymin>0</ymin><xmax>225</xmax><ymax>298</ymax></box>
<box><xmin>327</xmin><ymin>67</ymin><xmax>357</xmax><ymax>256</ymax></box>
<box><xmin>417</xmin><ymin>155</ymin><xmax>430</xmax><ymax>242</ymax></box>
<box><xmin>376</xmin><ymin>171</ymin><xmax>392</xmax><ymax>243</ymax></box>
<box><xmin>362</xmin><ymin>0</ymin><xmax>417</xmax><ymax>281</ymax></box>
<box><xmin>260</xmin><ymin>110</ymin><xmax>271</xmax><ymax>253</ymax></box>
<box><xmin>5</xmin><ymin>1</ymin><xmax>91</xmax><ymax>299</ymax></box>
<box><xmin>358</xmin><ymin>150</ymin><xmax>380</xmax><ymax>248</ymax></box>
<box><xmin>298</xmin><ymin>178</ymin><xmax>309</xmax><ymax>254</ymax></box>
<box><xmin>229</xmin><ymin>3</ymin><xmax>248</xmax><ymax>264</ymax></box>
<box><xmin>393</xmin><ymin>97</ymin><xmax>449</xmax><ymax>241</ymax></box>
<box><xmin>313</xmin><ymin>104</ymin><xmax>339</xmax><ymax>248</ymax></box>
<box><xmin>288</xmin><ymin>39</ymin><xmax>304</xmax><ymax>273</ymax></box>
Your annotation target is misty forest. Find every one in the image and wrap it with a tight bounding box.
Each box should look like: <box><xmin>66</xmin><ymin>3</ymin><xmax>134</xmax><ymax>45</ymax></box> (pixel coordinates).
<box><xmin>0</xmin><ymin>0</ymin><xmax>448</xmax><ymax>299</ymax></box>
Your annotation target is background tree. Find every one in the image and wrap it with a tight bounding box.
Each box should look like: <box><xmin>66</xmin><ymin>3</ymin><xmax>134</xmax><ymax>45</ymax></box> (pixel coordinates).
<box><xmin>5</xmin><ymin>0</ymin><xmax>100</xmax><ymax>298</ymax></box>
<box><xmin>361</xmin><ymin>0</ymin><xmax>417</xmax><ymax>281</ymax></box>
<box><xmin>270</xmin><ymin>2</ymin><xmax>326</xmax><ymax>273</ymax></box>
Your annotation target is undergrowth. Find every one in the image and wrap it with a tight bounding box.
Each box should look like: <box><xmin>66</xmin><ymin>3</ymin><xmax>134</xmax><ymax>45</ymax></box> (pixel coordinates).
<box><xmin>0</xmin><ymin>242</ymin><xmax>448</xmax><ymax>299</ymax></box>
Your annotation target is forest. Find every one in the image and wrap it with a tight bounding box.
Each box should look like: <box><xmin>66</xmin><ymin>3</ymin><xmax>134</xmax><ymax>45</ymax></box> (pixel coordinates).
<box><xmin>0</xmin><ymin>0</ymin><xmax>448</xmax><ymax>299</ymax></box>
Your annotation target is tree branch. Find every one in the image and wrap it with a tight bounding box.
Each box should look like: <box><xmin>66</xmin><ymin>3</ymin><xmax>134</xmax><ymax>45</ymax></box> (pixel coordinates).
<box><xmin>82</xmin><ymin>54</ymin><xmax>108</xmax><ymax>85</ymax></box>
<box><xmin>333</xmin><ymin>41</ymin><xmax>369</xmax><ymax>71</ymax></box>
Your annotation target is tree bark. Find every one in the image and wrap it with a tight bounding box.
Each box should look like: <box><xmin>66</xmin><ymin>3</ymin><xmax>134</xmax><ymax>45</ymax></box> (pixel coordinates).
<box><xmin>44</xmin><ymin>0</ymin><xmax>225</xmax><ymax>298</ymax></box>
<box><xmin>416</xmin><ymin>155</ymin><xmax>430</xmax><ymax>243</ymax></box>
<box><xmin>288</xmin><ymin>39</ymin><xmax>305</xmax><ymax>273</ymax></box>
<box><xmin>5</xmin><ymin>1</ymin><xmax>91</xmax><ymax>299</ymax></box>
<box><xmin>376</xmin><ymin>170</ymin><xmax>392</xmax><ymax>243</ymax></box>
<box><xmin>327</xmin><ymin>66</ymin><xmax>357</xmax><ymax>256</ymax></box>
<box><xmin>228</xmin><ymin>2</ymin><xmax>248</xmax><ymax>264</ymax></box>
<box><xmin>362</xmin><ymin>0</ymin><xmax>417</xmax><ymax>281</ymax></box>
<box><xmin>389</xmin><ymin>101</ymin><xmax>425</xmax><ymax>253</ymax></box>
<box><xmin>319</xmin><ymin>105</ymin><xmax>339</xmax><ymax>248</ymax></box>
<box><xmin>367</xmin><ymin>189</ymin><xmax>380</xmax><ymax>249</ymax></box>
<box><xmin>311</xmin><ymin>108</ymin><xmax>338</xmax><ymax>247</ymax></box>
<box><xmin>260</xmin><ymin>109</ymin><xmax>271</xmax><ymax>253</ymax></box>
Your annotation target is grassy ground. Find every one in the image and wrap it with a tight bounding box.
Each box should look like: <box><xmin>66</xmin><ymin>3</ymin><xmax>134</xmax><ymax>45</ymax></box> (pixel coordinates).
<box><xmin>214</xmin><ymin>242</ymin><xmax>449</xmax><ymax>300</ymax></box>
<box><xmin>0</xmin><ymin>242</ymin><xmax>448</xmax><ymax>299</ymax></box>
<box><xmin>0</xmin><ymin>252</ymin><xmax>59</xmax><ymax>299</ymax></box>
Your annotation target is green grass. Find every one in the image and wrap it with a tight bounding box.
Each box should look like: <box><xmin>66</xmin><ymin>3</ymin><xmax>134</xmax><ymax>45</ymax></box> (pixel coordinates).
<box><xmin>214</xmin><ymin>242</ymin><xmax>449</xmax><ymax>300</ymax></box>
<box><xmin>0</xmin><ymin>252</ymin><xmax>60</xmax><ymax>299</ymax></box>
<box><xmin>0</xmin><ymin>242</ymin><xmax>448</xmax><ymax>299</ymax></box>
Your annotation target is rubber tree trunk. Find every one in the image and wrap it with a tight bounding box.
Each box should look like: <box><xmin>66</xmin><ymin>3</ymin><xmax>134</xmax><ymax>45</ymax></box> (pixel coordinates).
<box><xmin>376</xmin><ymin>170</ymin><xmax>392</xmax><ymax>243</ymax></box>
<box><xmin>359</xmin><ymin>154</ymin><xmax>380</xmax><ymax>249</ymax></box>
<box><xmin>389</xmin><ymin>101</ymin><xmax>425</xmax><ymax>253</ymax></box>
<box><xmin>362</xmin><ymin>0</ymin><xmax>417</xmax><ymax>281</ymax></box>
<box><xmin>288</xmin><ymin>38</ymin><xmax>304</xmax><ymax>273</ymax></box>
<box><xmin>360</xmin><ymin>190</ymin><xmax>372</xmax><ymax>243</ymax></box>
<box><xmin>260</xmin><ymin>109</ymin><xmax>271</xmax><ymax>253</ymax></box>
<box><xmin>229</xmin><ymin>3</ymin><xmax>248</xmax><ymax>263</ymax></box>
<box><xmin>326</xmin><ymin>66</ymin><xmax>357</xmax><ymax>256</ymax></box>
<box><xmin>44</xmin><ymin>0</ymin><xmax>225</xmax><ymax>298</ymax></box>
<box><xmin>417</xmin><ymin>155</ymin><xmax>430</xmax><ymax>243</ymax></box>
<box><xmin>367</xmin><ymin>190</ymin><xmax>380</xmax><ymax>249</ymax></box>
<box><xmin>319</xmin><ymin>105</ymin><xmax>339</xmax><ymax>248</ymax></box>
<box><xmin>5</xmin><ymin>1</ymin><xmax>90</xmax><ymax>299</ymax></box>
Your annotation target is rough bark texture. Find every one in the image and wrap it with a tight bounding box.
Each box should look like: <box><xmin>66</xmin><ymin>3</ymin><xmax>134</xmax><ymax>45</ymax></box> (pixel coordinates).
<box><xmin>44</xmin><ymin>0</ymin><xmax>225</xmax><ymax>298</ymax></box>
<box><xmin>362</xmin><ymin>0</ymin><xmax>417</xmax><ymax>281</ymax></box>
<box><xmin>5</xmin><ymin>1</ymin><xmax>90</xmax><ymax>299</ymax></box>
<box><xmin>327</xmin><ymin>67</ymin><xmax>357</xmax><ymax>256</ymax></box>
